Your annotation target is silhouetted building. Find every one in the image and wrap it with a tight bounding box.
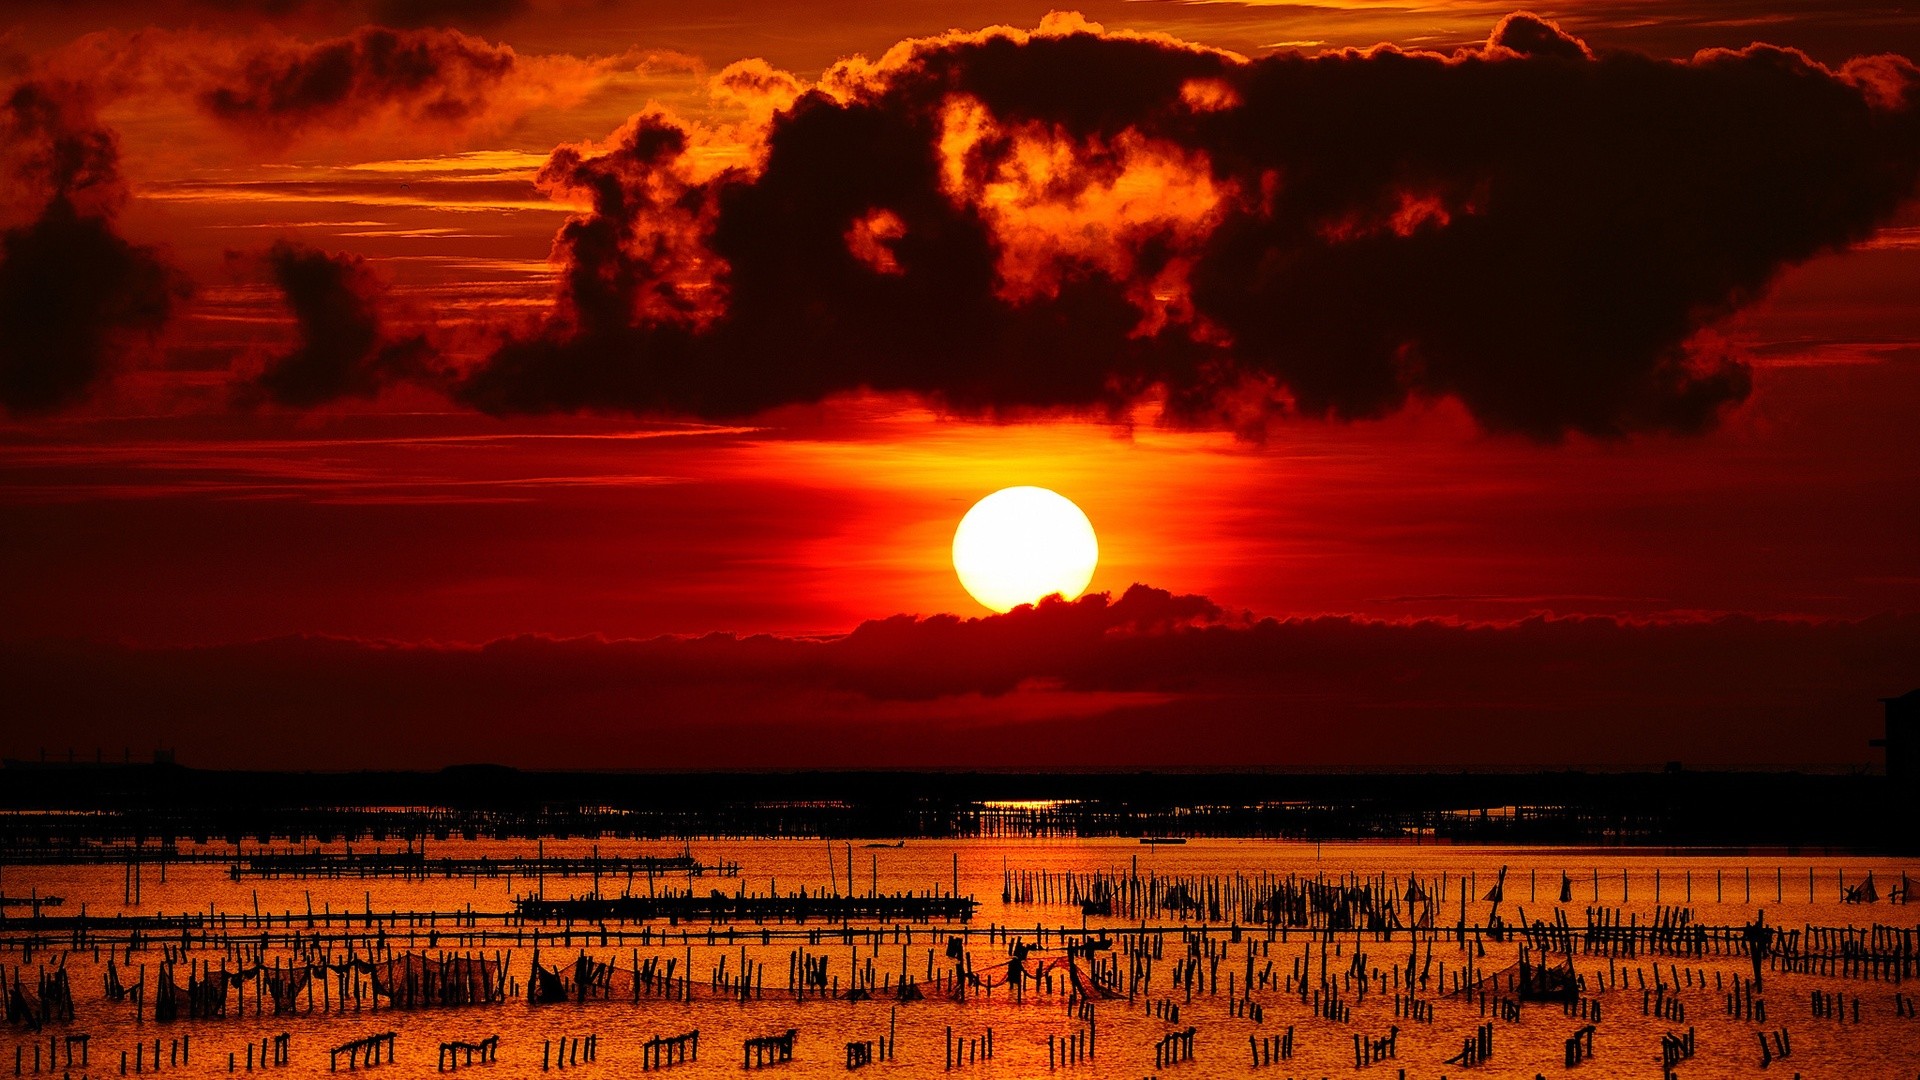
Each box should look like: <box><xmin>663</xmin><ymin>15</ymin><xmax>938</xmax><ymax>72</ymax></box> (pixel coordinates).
<box><xmin>1871</xmin><ymin>689</ymin><xmax>1920</xmax><ymax>787</ymax></box>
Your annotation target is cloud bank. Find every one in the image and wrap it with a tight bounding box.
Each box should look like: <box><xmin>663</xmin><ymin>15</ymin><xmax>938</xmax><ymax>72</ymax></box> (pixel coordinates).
<box><xmin>458</xmin><ymin>13</ymin><xmax>1920</xmax><ymax>437</ymax></box>
<box><xmin>6</xmin><ymin>586</ymin><xmax>1912</xmax><ymax>769</ymax></box>
<box><xmin>8</xmin><ymin>14</ymin><xmax>1920</xmax><ymax>434</ymax></box>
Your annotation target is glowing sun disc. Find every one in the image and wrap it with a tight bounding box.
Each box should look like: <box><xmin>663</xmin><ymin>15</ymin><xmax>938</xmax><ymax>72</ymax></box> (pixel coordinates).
<box><xmin>952</xmin><ymin>486</ymin><xmax>1099</xmax><ymax>613</ymax></box>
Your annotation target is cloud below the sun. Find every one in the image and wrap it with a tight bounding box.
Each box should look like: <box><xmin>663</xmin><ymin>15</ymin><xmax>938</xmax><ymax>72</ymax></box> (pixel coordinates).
<box><xmin>4</xmin><ymin>585</ymin><xmax>1913</xmax><ymax>769</ymax></box>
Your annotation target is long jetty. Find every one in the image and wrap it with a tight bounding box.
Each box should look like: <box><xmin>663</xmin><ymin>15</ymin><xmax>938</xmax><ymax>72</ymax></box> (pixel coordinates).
<box><xmin>227</xmin><ymin>851</ymin><xmax>736</xmax><ymax>880</ymax></box>
<box><xmin>4</xmin><ymin>907</ymin><xmax>1915</xmax><ymax>987</ymax></box>
<box><xmin>513</xmin><ymin>891</ymin><xmax>976</xmax><ymax>924</ymax></box>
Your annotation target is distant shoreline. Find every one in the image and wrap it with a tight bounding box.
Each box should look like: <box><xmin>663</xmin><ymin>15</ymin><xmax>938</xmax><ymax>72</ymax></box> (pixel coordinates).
<box><xmin>0</xmin><ymin>764</ymin><xmax>1908</xmax><ymax>853</ymax></box>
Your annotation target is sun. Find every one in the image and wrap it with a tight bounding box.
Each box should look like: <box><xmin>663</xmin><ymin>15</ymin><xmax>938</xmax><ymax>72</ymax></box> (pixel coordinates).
<box><xmin>952</xmin><ymin>486</ymin><xmax>1099</xmax><ymax>613</ymax></box>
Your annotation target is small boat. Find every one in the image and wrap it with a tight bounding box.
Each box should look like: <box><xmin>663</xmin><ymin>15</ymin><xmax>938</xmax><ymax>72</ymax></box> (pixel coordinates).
<box><xmin>1139</xmin><ymin>837</ymin><xmax>1186</xmax><ymax>845</ymax></box>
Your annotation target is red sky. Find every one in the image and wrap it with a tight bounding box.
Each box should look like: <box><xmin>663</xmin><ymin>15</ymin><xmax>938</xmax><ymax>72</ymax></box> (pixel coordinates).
<box><xmin>1</xmin><ymin>1</ymin><xmax>1916</xmax><ymax>769</ymax></box>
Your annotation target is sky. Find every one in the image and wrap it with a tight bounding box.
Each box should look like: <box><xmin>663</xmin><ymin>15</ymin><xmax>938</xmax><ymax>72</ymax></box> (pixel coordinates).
<box><xmin>1</xmin><ymin>1</ymin><xmax>1917</xmax><ymax>770</ymax></box>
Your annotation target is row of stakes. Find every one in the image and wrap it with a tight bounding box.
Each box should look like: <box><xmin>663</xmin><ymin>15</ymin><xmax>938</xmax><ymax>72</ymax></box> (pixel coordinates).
<box><xmin>14</xmin><ymin>993</ymin><xmax>1885</xmax><ymax>1076</ymax></box>
<box><xmin>1810</xmin><ymin>988</ymin><xmax>1860</xmax><ymax>1023</ymax></box>
<box><xmin>1046</xmin><ymin>1024</ymin><xmax>1090</xmax><ymax>1069</ymax></box>
<box><xmin>7</xmin><ymin>1033</ymin><xmax>301</xmax><ymax>1076</ymax></box>
<box><xmin>1250</xmin><ymin>1027</ymin><xmax>1294</xmax><ymax>1067</ymax></box>
<box><xmin>6</xmin><ymin>1025</ymin><xmax>1852</xmax><ymax>1077</ymax></box>
<box><xmin>844</xmin><ymin>1031</ymin><xmax>894</xmax><ymax>1070</ymax></box>
<box><xmin>543</xmin><ymin>1034</ymin><xmax>597</xmax><ymax>1071</ymax></box>
<box><xmin>0</xmin><ymin>1014</ymin><xmax>1833</xmax><ymax>1072</ymax></box>
<box><xmin>1643</xmin><ymin>985</ymin><xmax>1686</xmax><ymax>1022</ymax></box>
<box><xmin>1352</xmin><ymin>1025</ymin><xmax>1397</xmax><ymax>1067</ymax></box>
<box><xmin>10</xmin><ymin>1036</ymin><xmax>86</xmax><ymax>1075</ymax></box>
<box><xmin>9</xmin><ymin>1024</ymin><xmax>918</xmax><ymax>1076</ymax></box>
<box><xmin>439</xmin><ymin>1036</ymin><xmax>498</xmax><ymax>1071</ymax></box>
<box><xmin>124</xmin><ymin>1036</ymin><xmax>192</xmax><ymax>1076</ymax></box>
<box><xmin>942</xmin><ymin>1027</ymin><xmax>989</xmax><ymax>1070</ymax></box>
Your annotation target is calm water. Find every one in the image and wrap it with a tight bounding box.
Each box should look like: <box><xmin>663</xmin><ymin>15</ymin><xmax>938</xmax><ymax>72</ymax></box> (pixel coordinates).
<box><xmin>4</xmin><ymin>838</ymin><xmax>1919</xmax><ymax>1078</ymax></box>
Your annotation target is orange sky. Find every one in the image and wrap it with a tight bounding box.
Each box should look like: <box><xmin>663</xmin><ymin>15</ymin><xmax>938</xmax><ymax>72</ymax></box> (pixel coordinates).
<box><xmin>1</xmin><ymin>1</ymin><xmax>1917</xmax><ymax>767</ymax></box>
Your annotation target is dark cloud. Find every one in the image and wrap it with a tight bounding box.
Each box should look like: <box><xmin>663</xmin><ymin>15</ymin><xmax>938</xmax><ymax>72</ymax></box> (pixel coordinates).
<box><xmin>0</xmin><ymin>82</ymin><xmax>184</xmax><ymax>416</ymax></box>
<box><xmin>4</xmin><ymin>585</ymin><xmax>1913</xmax><ymax>769</ymax></box>
<box><xmin>462</xmin><ymin>15</ymin><xmax>1920</xmax><ymax>438</ymax></box>
<box><xmin>198</xmin><ymin>25</ymin><xmax>515</xmax><ymax>137</ymax></box>
<box><xmin>243</xmin><ymin>240</ymin><xmax>433</xmax><ymax>408</ymax></box>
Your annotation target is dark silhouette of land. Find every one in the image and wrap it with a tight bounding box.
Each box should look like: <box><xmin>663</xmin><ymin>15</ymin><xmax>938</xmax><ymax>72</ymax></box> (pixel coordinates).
<box><xmin>0</xmin><ymin>760</ymin><xmax>1910</xmax><ymax>852</ymax></box>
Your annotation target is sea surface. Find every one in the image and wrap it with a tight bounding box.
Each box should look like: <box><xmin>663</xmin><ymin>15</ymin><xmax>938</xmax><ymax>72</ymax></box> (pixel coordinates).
<box><xmin>4</xmin><ymin>838</ymin><xmax>1918</xmax><ymax>1078</ymax></box>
